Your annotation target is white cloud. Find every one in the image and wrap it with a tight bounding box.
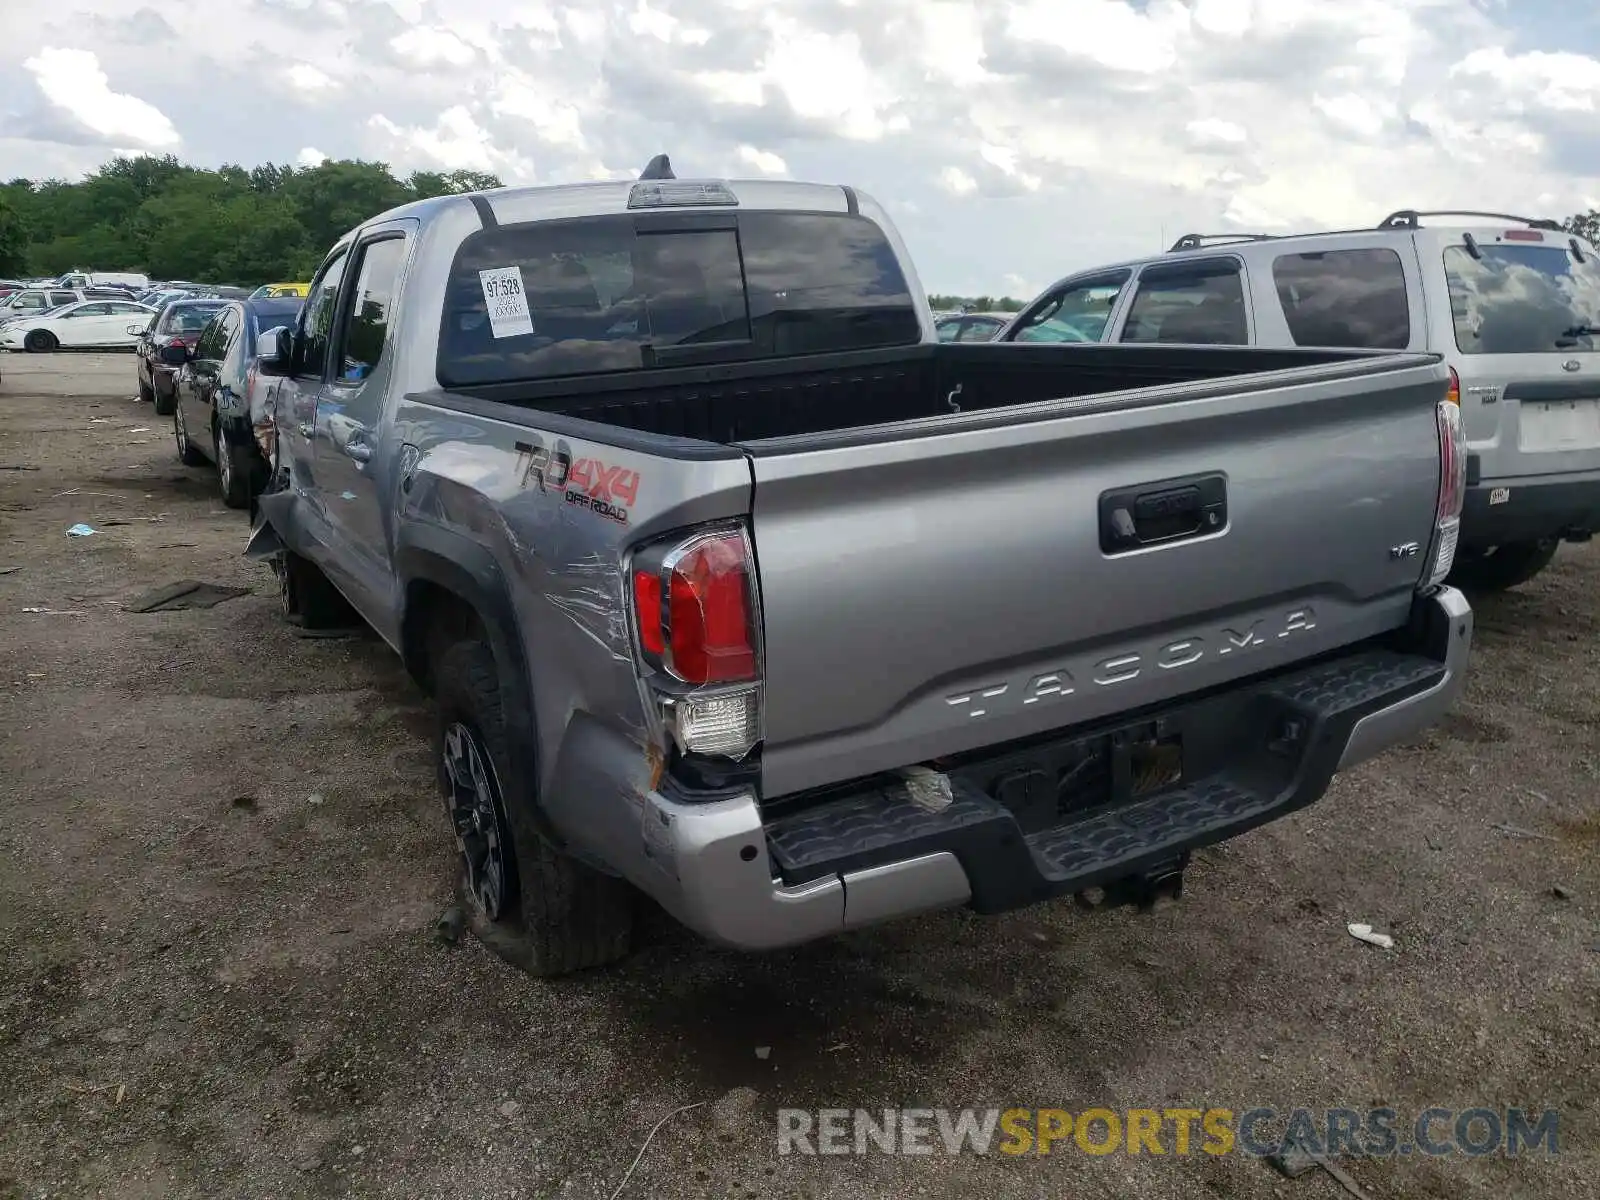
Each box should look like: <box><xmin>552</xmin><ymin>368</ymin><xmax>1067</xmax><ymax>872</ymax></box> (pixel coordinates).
<box><xmin>1186</xmin><ymin>118</ymin><xmax>1248</xmax><ymax>148</ymax></box>
<box><xmin>4</xmin><ymin>0</ymin><xmax>1600</xmax><ymax>297</ymax></box>
<box><xmin>297</xmin><ymin>147</ymin><xmax>329</xmax><ymax>168</ymax></box>
<box><xmin>389</xmin><ymin>27</ymin><xmax>476</xmax><ymax>67</ymax></box>
<box><xmin>368</xmin><ymin>106</ymin><xmax>531</xmax><ymax>177</ymax></box>
<box><xmin>939</xmin><ymin>166</ymin><xmax>978</xmax><ymax>196</ymax></box>
<box><xmin>287</xmin><ymin>63</ymin><xmax>338</xmax><ymax>91</ymax></box>
<box><xmin>23</xmin><ymin>47</ymin><xmax>180</xmax><ymax>148</ymax></box>
<box><xmin>737</xmin><ymin>145</ymin><xmax>788</xmax><ymax>175</ymax></box>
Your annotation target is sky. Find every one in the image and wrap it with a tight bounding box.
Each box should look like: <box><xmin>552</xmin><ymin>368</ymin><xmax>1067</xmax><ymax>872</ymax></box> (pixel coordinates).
<box><xmin>3</xmin><ymin>0</ymin><xmax>1600</xmax><ymax>297</ymax></box>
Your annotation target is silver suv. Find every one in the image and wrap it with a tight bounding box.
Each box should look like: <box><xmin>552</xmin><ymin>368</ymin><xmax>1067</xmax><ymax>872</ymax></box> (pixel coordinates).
<box><xmin>1003</xmin><ymin>210</ymin><xmax>1600</xmax><ymax>591</ymax></box>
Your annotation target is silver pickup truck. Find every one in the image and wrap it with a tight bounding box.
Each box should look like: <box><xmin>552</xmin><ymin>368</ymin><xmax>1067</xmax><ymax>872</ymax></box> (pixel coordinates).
<box><xmin>248</xmin><ymin>162</ymin><xmax>1474</xmax><ymax>975</ymax></box>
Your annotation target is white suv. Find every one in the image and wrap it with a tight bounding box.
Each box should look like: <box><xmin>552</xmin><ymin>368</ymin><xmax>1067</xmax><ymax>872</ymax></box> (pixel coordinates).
<box><xmin>1003</xmin><ymin>210</ymin><xmax>1600</xmax><ymax>591</ymax></box>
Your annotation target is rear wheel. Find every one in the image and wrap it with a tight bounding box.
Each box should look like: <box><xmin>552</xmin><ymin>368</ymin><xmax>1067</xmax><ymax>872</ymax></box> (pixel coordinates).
<box><xmin>215</xmin><ymin>419</ymin><xmax>254</xmax><ymax>510</ymax></box>
<box><xmin>23</xmin><ymin>330</ymin><xmax>57</xmax><ymax>353</ymax></box>
<box><xmin>152</xmin><ymin>379</ymin><xmax>176</xmax><ymax>417</ymax></box>
<box><xmin>1447</xmin><ymin>539</ymin><xmax>1559</xmax><ymax>593</ymax></box>
<box><xmin>433</xmin><ymin>637</ymin><xmax>633</xmax><ymax>976</ymax></box>
<box><xmin>173</xmin><ymin>400</ymin><xmax>206</xmax><ymax>466</ymax></box>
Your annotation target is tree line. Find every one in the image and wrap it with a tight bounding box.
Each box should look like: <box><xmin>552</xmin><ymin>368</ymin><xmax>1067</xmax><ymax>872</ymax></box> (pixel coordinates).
<box><xmin>0</xmin><ymin>155</ymin><xmax>500</xmax><ymax>285</ymax></box>
<box><xmin>2</xmin><ymin>153</ymin><xmax>1598</xmax><ymax>292</ymax></box>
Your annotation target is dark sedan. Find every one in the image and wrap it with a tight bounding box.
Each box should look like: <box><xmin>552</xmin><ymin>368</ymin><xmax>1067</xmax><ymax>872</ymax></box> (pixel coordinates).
<box><xmin>168</xmin><ymin>298</ymin><xmax>302</xmax><ymax>508</ymax></box>
<box><xmin>134</xmin><ymin>298</ymin><xmax>229</xmax><ymax>414</ymax></box>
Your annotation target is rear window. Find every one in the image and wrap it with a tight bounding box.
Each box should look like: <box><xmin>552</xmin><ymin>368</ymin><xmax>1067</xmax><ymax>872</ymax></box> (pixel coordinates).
<box><xmin>1272</xmin><ymin>248</ymin><xmax>1409</xmax><ymax>349</ymax></box>
<box><xmin>438</xmin><ymin>212</ymin><xmax>919</xmax><ymax>386</ymax></box>
<box><xmin>1444</xmin><ymin>243</ymin><xmax>1600</xmax><ymax>354</ymax></box>
<box><xmin>159</xmin><ymin>303</ymin><xmax>226</xmax><ymax>334</ymax></box>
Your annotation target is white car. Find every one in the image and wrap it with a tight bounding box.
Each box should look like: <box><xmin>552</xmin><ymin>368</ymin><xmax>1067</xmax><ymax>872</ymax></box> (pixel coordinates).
<box><xmin>0</xmin><ymin>299</ymin><xmax>157</xmax><ymax>352</ymax></box>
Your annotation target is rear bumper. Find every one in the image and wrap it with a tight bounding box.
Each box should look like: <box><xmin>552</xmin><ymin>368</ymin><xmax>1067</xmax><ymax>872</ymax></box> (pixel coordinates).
<box><xmin>616</xmin><ymin>587</ymin><xmax>1472</xmax><ymax>951</ymax></box>
<box><xmin>1461</xmin><ymin>463</ymin><xmax>1600</xmax><ymax>547</ymax></box>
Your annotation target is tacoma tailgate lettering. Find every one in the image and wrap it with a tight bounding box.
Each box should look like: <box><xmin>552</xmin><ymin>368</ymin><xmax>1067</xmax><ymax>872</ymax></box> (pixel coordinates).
<box><xmin>944</xmin><ymin>608</ymin><xmax>1319</xmax><ymax>719</ymax></box>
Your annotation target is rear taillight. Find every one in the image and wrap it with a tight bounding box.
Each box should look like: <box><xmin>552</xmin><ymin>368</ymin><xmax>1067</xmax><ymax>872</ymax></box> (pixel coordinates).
<box><xmin>630</xmin><ymin>525</ymin><xmax>762</xmax><ymax>759</ymax></box>
<box><xmin>164</xmin><ymin>336</ymin><xmax>186</xmax><ymax>350</ymax></box>
<box><xmin>1428</xmin><ymin>399</ymin><xmax>1466</xmax><ymax>587</ymax></box>
<box><xmin>1445</xmin><ymin>365</ymin><xmax>1460</xmax><ymax>406</ymax></box>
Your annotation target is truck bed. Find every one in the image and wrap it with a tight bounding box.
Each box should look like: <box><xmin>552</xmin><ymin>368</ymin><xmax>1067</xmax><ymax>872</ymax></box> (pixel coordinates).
<box><xmin>418</xmin><ymin>340</ymin><xmax>1450</xmax><ymax>800</ymax></box>
<box><xmin>442</xmin><ymin>342</ymin><xmax>1410</xmax><ymax>446</ymax></box>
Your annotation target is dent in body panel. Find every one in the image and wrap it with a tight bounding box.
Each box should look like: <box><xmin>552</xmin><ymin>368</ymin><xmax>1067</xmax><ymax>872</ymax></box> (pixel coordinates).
<box><xmin>392</xmin><ymin>395</ymin><xmax>756</xmax><ymax>812</ymax></box>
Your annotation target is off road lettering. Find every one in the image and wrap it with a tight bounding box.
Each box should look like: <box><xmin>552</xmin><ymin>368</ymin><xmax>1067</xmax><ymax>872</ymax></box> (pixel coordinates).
<box><xmin>569</xmin><ymin>458</ymin><xmax>641</xmax><ymax>506</ymax></box>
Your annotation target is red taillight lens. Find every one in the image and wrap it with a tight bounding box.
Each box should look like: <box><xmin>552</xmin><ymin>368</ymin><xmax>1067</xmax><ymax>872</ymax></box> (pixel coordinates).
<box><xmin>1445</xmin><ymin>365</ymin><xmax>1460</xmax><ymax>406</ymax></box>
<box><xmin>633</xmin><ymin>569</ymin><xmax>665</xmax><ymax>655</ymax></box>
<box><xmin>632</xmin><ymin>529</ymin><xmax>759</xmax><ymax>685</ymax></box>
<box><xmin>164</xmin><ymin>336</ymin><xmax>186</xmax><ymax>349</ymax></box>
<box><xmin>667</xmin><ymin>533</ymin><xmax>757</xmax><ymax>684</ymax></box>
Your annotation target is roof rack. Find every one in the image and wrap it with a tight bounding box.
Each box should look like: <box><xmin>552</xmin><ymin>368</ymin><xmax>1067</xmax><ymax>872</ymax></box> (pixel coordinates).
<box><xmin>1377</xmin><ymin>209</ymin><xmax>1563</xmax><ymax>233</ymax></box>
<box><xmin>1167</xmin><ymin>232</ymin><xmax>1279</xmax><ymax>252</ymax></box>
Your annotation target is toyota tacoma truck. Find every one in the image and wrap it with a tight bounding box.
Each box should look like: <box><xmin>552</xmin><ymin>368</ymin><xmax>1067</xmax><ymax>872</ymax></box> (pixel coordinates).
<box><xmin>247</xmin><ymin>159</ymin><xmax>1474</xmax><ymax>975</ymax></box>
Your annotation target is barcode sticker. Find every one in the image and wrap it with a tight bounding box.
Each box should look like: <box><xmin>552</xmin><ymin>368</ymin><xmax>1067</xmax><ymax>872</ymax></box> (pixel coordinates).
<box><xmin>478</xmin><ymin>266</ymin><xmax>535</xmax><ymax>339</ymax></box>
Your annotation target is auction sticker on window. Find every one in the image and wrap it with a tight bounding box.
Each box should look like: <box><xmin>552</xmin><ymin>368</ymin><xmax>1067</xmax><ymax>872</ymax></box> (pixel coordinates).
<box><xmin>478</xmin><ymin>266</ymin><xmax>535</xmax><ymax>339</ymax></box>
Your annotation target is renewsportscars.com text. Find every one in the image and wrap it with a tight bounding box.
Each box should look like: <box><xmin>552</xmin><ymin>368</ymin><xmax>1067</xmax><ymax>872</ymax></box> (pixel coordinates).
<box><xmin>777</xmin><ymin>1106</ymin><xmax>1560</xmax><ymax>1159</ymax></box>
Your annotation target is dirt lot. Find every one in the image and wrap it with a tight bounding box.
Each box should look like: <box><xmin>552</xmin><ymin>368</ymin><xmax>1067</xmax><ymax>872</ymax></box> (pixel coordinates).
<box><xmin>1</xmin><ymin>352</ymin><xmax>1597</xmax><ymax>1200</ymax></box>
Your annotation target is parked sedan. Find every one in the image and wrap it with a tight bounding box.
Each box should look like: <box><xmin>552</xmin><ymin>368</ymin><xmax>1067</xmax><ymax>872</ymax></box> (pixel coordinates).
<box><xmin>131</xmin><ymin>298</ymin><xmax>229</xmax><ymax>414</ymax></box>
<box><xmin>0</xmin><ymin>299</ymin><xmax>156</xmax><ymax>352</ymax></box>
<box><xmin>167</xmin><ymin>297</ymin><xmax>302</xmax><ymax>508</ymax></box>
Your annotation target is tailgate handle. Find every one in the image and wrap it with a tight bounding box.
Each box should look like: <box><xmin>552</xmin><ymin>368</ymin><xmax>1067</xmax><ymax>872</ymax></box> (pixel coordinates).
<box><xmin>1100</xmin><ymin>473</ymin><xmax>1227</xmax><ymax>554</ymax></box>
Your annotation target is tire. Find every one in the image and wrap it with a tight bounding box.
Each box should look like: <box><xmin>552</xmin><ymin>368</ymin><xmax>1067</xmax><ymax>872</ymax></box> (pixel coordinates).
<box><xmin>215</xmin><ymin>419</ymin><xmax>254</xmax><ymax>510</ymax></box>
<box><xmin>138</xmin><ymin>376</ymin><xmax>155</xmax><ymax>403</ymax></box>
<box><xmin>1447</xmin><ymin>539</ymin><xmax>1559</xmax><ymax>593</ymax></box>
<box><xmin>273</xmin><ymin>549</ymin><xmax>354</xmax><ymax>629</ymax></box>
<box><xmin>434</xmin><ymin>638</ymin><xmax>633</xmax><ymax>976</ymax></box>
<box><xmin>24</xmin><ymin>330</ymin><xmax>57</xmax><ymax>353</ymax></box>
<box><xmin>173</xmin><ymin>400</ymin><xmax>207</xmax><ymax>466</ymax></box>
<box><xmin>152</xmin><ymin>378</ymin><xmax>176</xmax><ymax>416</ymax></box>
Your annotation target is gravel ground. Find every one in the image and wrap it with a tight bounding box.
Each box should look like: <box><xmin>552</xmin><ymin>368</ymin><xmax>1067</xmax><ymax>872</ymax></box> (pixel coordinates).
<box><xmin>1</xmin><ymin>353</ymin><xmax>1597</xmax><ymax>1200</ymax></box>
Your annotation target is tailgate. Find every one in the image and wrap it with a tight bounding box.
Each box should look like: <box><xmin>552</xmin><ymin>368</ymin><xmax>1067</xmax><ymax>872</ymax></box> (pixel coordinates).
<box><xmin>747</xmin><ymin>358</ymin><xmax>1447</xmax><ymax>798</ymax></box>
<box><xmin>1461</xmin><ymin>353</ymin><xmax>1600</xmax><ymax>477</ymax></box>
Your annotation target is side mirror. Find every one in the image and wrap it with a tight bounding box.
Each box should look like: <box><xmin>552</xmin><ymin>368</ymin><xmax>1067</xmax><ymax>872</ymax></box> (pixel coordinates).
<box><xmin>160</xmin><ymin>343</ymin><xmax>188</xmax><ymax>366</ymax></box>
<box><xmin>256</xmin><ymin>326</ymin><xmax>290</xmax><ymax>375</ymax></box>
<box><xmin>127</xmin><ymin>324</ymin><xmax>146</xmax><ymax>337</ymax></box>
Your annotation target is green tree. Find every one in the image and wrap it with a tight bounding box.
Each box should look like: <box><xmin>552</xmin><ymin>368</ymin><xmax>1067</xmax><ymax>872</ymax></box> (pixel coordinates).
<box><xmin>1564</xmin><ymin>210</ymin><xmax>1600</xmax><ymax>244</ymax></box>
<box><xmin>0</xmin><ymin>191</ymin><xmax>24</xmax><ymax>275</ymax></box>
<box><xmin>408</xmin><ymin>169</ymin><xmax>503</xmax><ymax>199</ymax></box>
<box><xmin>282</xmin><ymin>160</ymin><xmax>414</xmax><ymax>252</ymax></box>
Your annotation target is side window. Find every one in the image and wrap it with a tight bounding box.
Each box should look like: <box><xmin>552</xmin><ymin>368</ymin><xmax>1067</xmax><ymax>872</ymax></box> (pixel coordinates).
<box><xmin>337</xmin><ymin>236</ymin><xmax>408</xmax><ymax>383</ymax></box>
<box><xmin>71</xmin><ymin>303</ymin><xmax>110</xmax><ymax>318</ymax></box>
<box><xmin>296</xmin><ymin>248</ymin><xmax>351</xmax><ymax>379</ymax></box>
<box><xmin>51</xmin><ymin>291</ymin><xmax>77</xmax><ymax>307</ymax></box>
<box><xmin>198</xmin><ymin>312</ymin><xmax>234</xmax><ymax>360</ymax></box>
<box><xmin>1119</xmin><ymin>261</ymin><xmax>1248</xmax><ymax>345</ymax></box>
<box><xmin>1272</xmin><ymin>249</ymin><xmax>1410</xmax><ymax>349</ymax></box>
<box><xmin>1013</xmin><ymin>274</ymin><xmax>1130</xmax><ymax>343</ymax></box>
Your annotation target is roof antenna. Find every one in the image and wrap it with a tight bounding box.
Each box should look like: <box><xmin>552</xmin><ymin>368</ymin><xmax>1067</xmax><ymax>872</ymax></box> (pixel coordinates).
<box><xmin>639</xmin><ymin>154</ymin><xmax>675</xmax><ymax>181</ymax></box>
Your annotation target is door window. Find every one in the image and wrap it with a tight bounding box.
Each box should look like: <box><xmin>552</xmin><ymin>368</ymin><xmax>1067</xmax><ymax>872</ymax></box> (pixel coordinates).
<box><xmin>337</xmin><ymin>236</ymin><xmax>408</xmax><ymax>383</ymax></box>
<box><xmin>68</xmin><ymin>304</ymin><xmax>110</xmax><ymax>318</ymax></box>
<box><xmin>296</xmin><ymin>248</ymin><xmax>351</xmax><ymax>379</ymax></box>
<box><xmin>1011</xmin><ymin>273</ymin><xmax>1130</xmax><ymax>343</ymax></box>
<box><xmin>1271</xmin><ymin>248</ymin><xmax>1410</xmax><ymax>349</ymax></box>
<box><xmin>49</xmin><ymin>291</ymin><xmax>77</xmax><ymax>307</ymax></box>
<box><xmin>1119</xmin><ymin>261</ymin><xmax>1249</xmax><ymax>345</ymax></box>
<box><xmin>196</xmin><ymin>311</ymin><xmax>235</xmax><ymax>360</ymax></box>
